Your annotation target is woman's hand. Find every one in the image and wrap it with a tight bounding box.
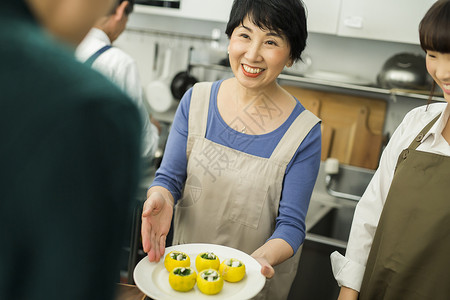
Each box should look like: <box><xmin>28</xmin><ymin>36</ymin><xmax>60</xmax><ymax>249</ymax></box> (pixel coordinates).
<box><xmin>251</xmin><ymin>255</ymin><xmax>275</xmax><ymax>278</ymax></box>
<box><xmin>141</xmin><ymin>187</ymin><xmax>174</xmax><ymax>262</ymax></box>
<box><xmin>337</xmin><ymin>286</ymin><xmax>359</xmax><ymax>300</ymax></box>
<box><xmin>251</xmin><ymin>238</ymin><xmax>294</xmax><ymax>279</ymax></box>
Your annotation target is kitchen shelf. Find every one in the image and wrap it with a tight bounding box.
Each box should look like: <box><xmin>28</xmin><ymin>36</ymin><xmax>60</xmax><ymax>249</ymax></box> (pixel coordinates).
<box><xmin>278</xmin><ymin>73</ymin><xmax>445</xmax><ymax>103</ymax></box>
<box><xmin>126</xmin><ymin>26</ymin><xmax>218</xmax><ymax>42</ymax></box>
<box><xmin>191</xmin><ymin>63</ymin><xmax>445</xmax><ymax>103</ymax></box>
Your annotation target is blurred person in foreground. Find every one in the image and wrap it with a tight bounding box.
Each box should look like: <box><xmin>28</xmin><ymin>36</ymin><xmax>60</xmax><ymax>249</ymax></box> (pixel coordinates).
<box><xmin>76</xmin><ymin>0</ymin><xmax>160</xmax><ymax>199</ymax></box>
<box><xmin>332</xmin><ymin>1</ymin><xmax>450</xmax><ymax>299</ymax></box>
<box><xmin>0</xmin><ymin>0</ymin><xmax>142</xmax><ymax>299</ymax></box>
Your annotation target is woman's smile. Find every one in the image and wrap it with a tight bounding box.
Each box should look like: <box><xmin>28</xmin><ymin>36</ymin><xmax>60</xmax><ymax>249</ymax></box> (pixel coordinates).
<box><xmin>441</xmin><ymin>83</ymin><xmax>450</xmax><ymax>94</ymax></box>
<box><xmin>426</xmin><ymin>51</ymin><xmax>450</xmax><ymax>102</ymax></box>
<box><xmin>241</xmin><ymin>64</ymin><xmax>265</xmax><ymax>77</ymax></box>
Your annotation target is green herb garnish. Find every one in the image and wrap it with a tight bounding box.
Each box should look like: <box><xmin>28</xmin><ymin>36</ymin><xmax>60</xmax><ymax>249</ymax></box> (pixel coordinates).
<box><xmin>200</xmin><ymin>252</ymin><xmax>216</xmax><ymax>260</ymax></box>
<box><xmin>174</xmin><ymin>267</ymin><xmax>192</xmax><ymax>276</ymax></box>
<box><xmin>171</xmin><ymin>252</ymin><xmax>187</xmax><ymax>261</ymax></box>
<box><xmin>201</xmin><ymin>270</ymin><xmax>219</xmax><ymax>281</ymax></box>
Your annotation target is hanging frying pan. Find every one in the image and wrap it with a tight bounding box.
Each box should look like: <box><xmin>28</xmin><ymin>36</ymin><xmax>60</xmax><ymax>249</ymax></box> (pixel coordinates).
<box><xmin>170</xmin><ymin>47</ymin><xmax>198</xmax><ymax>100</ymax></box>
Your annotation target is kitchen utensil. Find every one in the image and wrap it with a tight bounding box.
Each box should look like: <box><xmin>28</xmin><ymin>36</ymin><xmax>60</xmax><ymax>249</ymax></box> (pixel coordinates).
<box><xmin>377</xmin><ymin>52</ymin><xmax>433</xmax><ymax>90</ymax></box>
<box><xmin>170</xmin><ymin>47</ymin><xmax>198</xmax><ymax>100</ymax></box>
<box><xmin>153</xmin><ymin>42</ymin><xmax>159</xmax><ymax>72</ymax></box>
<box><xmin>145</xmin><ymin>47</ymin><xmax>173</xmax><ymax>113</ymax></box>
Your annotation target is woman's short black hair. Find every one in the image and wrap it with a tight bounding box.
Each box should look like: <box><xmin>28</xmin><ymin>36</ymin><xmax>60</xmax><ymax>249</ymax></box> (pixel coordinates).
<box><xmin>225</xmin><ymin>0</ymin><xmax>307</xmax><ymax>63</ymax></box>
<box><xmin>419</xmin><ymin>0</ymin><xmax>450</xmax><ymax>53</ymax></box>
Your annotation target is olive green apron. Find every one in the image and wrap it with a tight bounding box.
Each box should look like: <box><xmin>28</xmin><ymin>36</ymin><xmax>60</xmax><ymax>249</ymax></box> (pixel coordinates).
<box><xmin>360</xmin><ymin>114</ymin><xmax>450</xmax><ymax>300</ymax></box>
<box><xmin>172</xmin><ymin>82</ymin><xmax>320</xmax><ymax>300</ymax></box>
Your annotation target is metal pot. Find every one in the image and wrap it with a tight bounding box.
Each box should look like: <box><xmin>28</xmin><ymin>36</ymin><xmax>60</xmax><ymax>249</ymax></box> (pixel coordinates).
<box><xmin>377</xmin><ymin>52</ymin><xmax>433</xmax><ymax>90</ymax></box>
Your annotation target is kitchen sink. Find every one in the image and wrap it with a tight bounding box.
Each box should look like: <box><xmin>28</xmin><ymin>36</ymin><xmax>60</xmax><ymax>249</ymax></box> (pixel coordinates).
<box><xmin>288</xmin><ymin>162</ymin><xmax>374</xmax><ymax>300</ymax></box>
<box><xmin>288</xmin><ymin>202</ymin><xmax>358</xmax><ymax>300</ymax></box>
<box><xmin>325</xmin><ymin>162</ymin><xmax>376</xmax><ymax>201</ymax></box>
<box><xmin>308</xmin><ymin>204</ymin><xmax>356</xmax><ymax>243</ymax></box>
<box><xmin>287</xmin><ymin>202</ymin><xmax>357</xmax><ymax>300</ymax></box>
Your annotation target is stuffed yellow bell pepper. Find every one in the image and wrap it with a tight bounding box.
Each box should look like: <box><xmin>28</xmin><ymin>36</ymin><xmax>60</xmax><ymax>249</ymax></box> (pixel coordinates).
<box><xmin>197</xmin><ymin>269</ymin><xmax>224</xmax><ymax>295</ymax></box>
<box><xmin>168</xmin><ymin>267</ymin><xmax>197</xmax><ymax>292</ymax></box>
<box><xmin>195</xmin><ymin>252</ymin><xmax>220</xmax><ymax>272</ymax></box>
<box><xmin>219</xmin><ymin>258</ymin><xmax>246</xmax><ymax>282</ymax></box>
<box><xmin>164</xmin><ymin>251</ymin><xmax>190</xmax><ymax>272</ymax></box>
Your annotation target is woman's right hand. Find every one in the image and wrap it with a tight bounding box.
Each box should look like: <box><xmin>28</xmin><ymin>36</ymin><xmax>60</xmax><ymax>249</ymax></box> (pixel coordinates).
<box><xmin>337</xmin><ymin>286</ymin><xmax>359</xmax><ymax>300</ymax></box>
<box><xmin>141</xmin><ymin>187</ymin><xmax>174</xmax><ymax>262</ymax></box>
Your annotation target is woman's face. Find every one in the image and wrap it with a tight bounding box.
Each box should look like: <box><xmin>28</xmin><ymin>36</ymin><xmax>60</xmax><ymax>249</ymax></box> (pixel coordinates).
<box><xmin>426</xmin><ymin>50</ymin><xmax>450</xmax><ymax>103</ymax></box>
<box><xmin>228</xmin><ymin>16</ymin><xmax>292</xmax><ymax>91</ymax></box>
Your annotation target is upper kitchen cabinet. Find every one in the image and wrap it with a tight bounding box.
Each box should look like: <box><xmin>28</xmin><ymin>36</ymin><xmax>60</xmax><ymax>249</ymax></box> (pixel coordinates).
<box><xmin>303</xmin><ymin>0</ymin><xmax>341</xmax><ymax>35</ymax></box>
<box><xmin>337</xmin><ymin>0</ymin><xmax>436</xmax><ymax>44</ymax></box>
<box><xmin>135</xmin><ymin>0</ymin><xmax>233</xmax><ymax>23</ymax></box>
<box><xmin>181</xmin><ymin>0</ymin><xmax>233</xmax><ymax>22</ymax></box>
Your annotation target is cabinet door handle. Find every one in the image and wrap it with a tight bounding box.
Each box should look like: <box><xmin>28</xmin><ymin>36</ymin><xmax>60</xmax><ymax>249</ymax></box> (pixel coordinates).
<box><xmin>343</xmin><ymin>16</ymin><xmax>364</xmax><ymax>29</ymax></box>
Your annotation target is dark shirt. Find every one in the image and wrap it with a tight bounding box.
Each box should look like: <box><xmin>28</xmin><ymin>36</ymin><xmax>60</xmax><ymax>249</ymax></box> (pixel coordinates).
<box><xmin>0</xmin><ymin>2</ymin><xmax>142</xmax><ymax>300</ymax></box>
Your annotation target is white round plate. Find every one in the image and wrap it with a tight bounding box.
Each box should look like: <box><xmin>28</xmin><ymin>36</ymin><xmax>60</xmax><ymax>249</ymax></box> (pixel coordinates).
<box><xmin>133</xmin><ymin>243</ymin><xmax>266</xmax><ymax>300</ymax></box>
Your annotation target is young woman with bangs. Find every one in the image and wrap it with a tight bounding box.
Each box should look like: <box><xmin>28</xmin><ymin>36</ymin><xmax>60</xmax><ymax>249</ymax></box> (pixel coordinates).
<box><xmin>331</xmin><ymin>1</ymin><xmax>450</xmax><ymax>299</ymax></box>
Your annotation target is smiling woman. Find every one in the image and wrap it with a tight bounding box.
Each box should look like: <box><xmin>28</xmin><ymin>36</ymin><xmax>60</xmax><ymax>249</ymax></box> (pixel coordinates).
<box><xmin>141</xmin><ymin>1</ymin><xmax>322</xmax><ymax>300</ymax></box>
<box><xmin>331</xmin><ymin>1</ymin><xmax>450</xmax><ymax>300</ymax></box>
<box><xmin>225</xmin><ymin>0</ymin><xmax>307</xmax><ymax>63</ymax></box>
<box><xmin>227</xmin><ymin>17</ymin><xmax>292</xmax><ymax>91</ymax></box>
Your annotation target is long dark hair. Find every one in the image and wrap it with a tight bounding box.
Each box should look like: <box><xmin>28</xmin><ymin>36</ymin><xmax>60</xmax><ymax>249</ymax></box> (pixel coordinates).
<box><xmin>419</xmin><ymin>0</ymin><xmax>450</xmax><ymax>104</ymax></box>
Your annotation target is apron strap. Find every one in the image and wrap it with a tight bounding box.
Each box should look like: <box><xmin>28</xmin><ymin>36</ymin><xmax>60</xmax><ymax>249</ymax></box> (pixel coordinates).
<box><xmin>84</xmin><ymin>45</ymin><xmax>112</xmax><ymax>67</ymax></box>
<box><xmin>394</xmin><ymin>113</ymin><xmax>441</xmax><ymax>171</ymax></box>
<box><xmin>408</xmin><ymin>113</ymin><xmax>441</xmax><ymax>150</ymax></box>
<box><xmin>270</xmin><ymin>109</ymin><xmax>320</xmax><ymax>165</ymax></box>
<box><xmin>187</xmin><ymin>82</ymin><xmax>213</xmax><ymax>155</ymax></box>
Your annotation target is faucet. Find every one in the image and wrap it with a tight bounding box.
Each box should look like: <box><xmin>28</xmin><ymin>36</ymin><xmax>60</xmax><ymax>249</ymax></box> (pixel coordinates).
<box><xmin>324</xmin><ymin>158</ymin><xmax>361</xmax><ymax>201</ymax></box>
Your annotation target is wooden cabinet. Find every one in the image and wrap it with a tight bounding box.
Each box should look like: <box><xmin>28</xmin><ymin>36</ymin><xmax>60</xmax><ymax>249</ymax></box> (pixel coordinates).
<box><xmin>283</xmin><ymin>86</ymin><xmax>387</xmax><ymax>170</ymax></box>
<box><xmin>135</xmin><ymin>0</ymin><xmax>233</xmax><ymax>22</ymax></box>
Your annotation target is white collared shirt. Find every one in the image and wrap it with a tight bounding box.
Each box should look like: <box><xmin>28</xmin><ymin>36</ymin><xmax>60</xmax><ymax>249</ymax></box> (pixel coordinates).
<box><xmin>76</xmin><ymin>28</ymin><xmax>158</xmax><ymax>159</ymax></box>
<box><xmin>330</xmin><ymin>102</ymin><xmax>450</xmax><ymax>292</ymax></box>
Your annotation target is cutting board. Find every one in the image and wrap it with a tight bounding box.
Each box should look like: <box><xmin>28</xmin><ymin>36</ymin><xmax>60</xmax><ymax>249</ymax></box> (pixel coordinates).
<box><xmin>283</xmin><ymin>86</ymin><xmax>387</xmax><ymax>170</ymax></box>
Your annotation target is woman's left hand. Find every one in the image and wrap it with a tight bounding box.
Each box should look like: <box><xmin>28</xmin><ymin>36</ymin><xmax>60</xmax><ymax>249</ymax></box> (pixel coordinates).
<box><xmin>251</xmin><ymin>255</ymin><xmax>275</xmax><ymax>278</ymax></box>
<box><xmin>251</xmin><ymin>238</ymin><xmax>294</xmax><ymax>279</ymax></box>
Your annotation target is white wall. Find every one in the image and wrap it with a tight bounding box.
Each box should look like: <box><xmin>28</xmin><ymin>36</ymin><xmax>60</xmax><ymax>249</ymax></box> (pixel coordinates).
<box><xmin>304</xmin><ymin>33</ymin><xmax>423</xmax><ymax>83</ymax></box>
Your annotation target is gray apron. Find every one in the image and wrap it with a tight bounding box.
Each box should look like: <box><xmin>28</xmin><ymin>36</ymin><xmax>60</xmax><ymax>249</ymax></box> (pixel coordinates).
<box><xmin>172</xmin><ymin>82</ymin><xmax>319</xmax><ymax>299</ymax></box>
<box><xmin>360</xmin><ymin>114</ymin><xmax>450</xmax><ymax>300</ymax></box>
